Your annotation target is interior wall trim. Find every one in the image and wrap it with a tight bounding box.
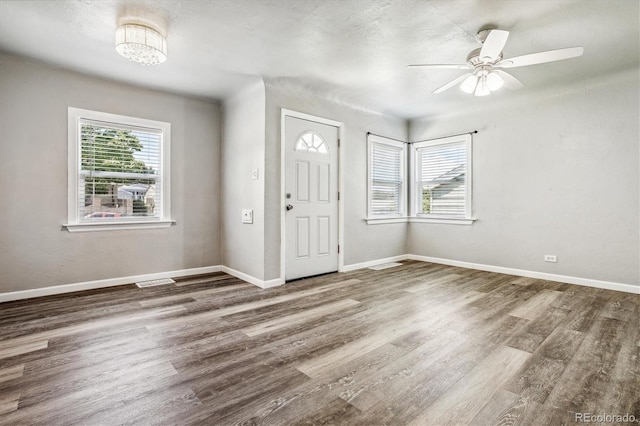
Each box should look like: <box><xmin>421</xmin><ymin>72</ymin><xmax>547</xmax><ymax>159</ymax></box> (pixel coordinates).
<box><xmin>221</xmin><ymin>266</ymin><xmax>284</xmax><ymax>289</ymax></box>
<box><xmin>2</xmin><ymin>253</ymin><xmax>636</xmax><ymax>303</ymax></box>
<box><xmin>0</xmin><ymin>265</ymin><xmax>223</xmax><ymax>303</ymax></box>
<box><xmin>0</xmin><ymin>264</ymin><xmax>289</xmax><ymax>303</ymax></box>
<box><xmin>406</xmin><ymin>254</ymin><xmax>639</xmax><ymax>294</ymax></box>
<box><xmin>341</xmin><ymin>255</ymin><xmax>410</xmax><ymax>272</ymax></box>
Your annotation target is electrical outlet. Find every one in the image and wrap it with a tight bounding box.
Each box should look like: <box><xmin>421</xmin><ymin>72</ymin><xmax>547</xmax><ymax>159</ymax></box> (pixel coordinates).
<box><xmin>544</xmin><ymin>255</ymin><xmax>557</xmax><ymax>263</ymax></box>
<box><xmin>251</xmin><ymin>169</ymin><xmax>259</xmax><ymax>180</ymax></box>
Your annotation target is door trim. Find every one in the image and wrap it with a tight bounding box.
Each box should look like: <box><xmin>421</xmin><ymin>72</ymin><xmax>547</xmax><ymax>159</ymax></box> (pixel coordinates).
<box><xmin>280</xmin><ymin>109</ymin><xmax>344</xmax><ymax>282</ymax></box>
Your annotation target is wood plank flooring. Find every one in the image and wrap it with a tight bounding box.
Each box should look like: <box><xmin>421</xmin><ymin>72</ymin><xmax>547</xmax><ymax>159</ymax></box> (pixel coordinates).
<box><xmin>0</xmin><ymin>261</ymin><xmax>638</xmax><ymax>425</ymax></box>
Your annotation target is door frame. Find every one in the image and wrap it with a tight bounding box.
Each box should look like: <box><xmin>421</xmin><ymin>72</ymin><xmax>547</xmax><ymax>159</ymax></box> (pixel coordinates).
<box><xmin>280</xmin><ymin>108</ymin><xmax>344</xmax><ymax>282</ymax></box>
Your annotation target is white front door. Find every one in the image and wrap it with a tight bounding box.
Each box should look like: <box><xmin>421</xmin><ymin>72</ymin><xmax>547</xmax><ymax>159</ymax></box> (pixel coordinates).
<box><xmin>284</xmin><ymin>116</ymin><xmax>339</xmax><ymax>281</ymax></box>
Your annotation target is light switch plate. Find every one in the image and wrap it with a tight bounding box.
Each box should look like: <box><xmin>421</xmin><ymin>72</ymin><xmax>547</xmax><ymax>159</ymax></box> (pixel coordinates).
<box><xmin>242</xmin><ymin>209</ymin><xmax>253</xmax><ymax>224</ymax></box>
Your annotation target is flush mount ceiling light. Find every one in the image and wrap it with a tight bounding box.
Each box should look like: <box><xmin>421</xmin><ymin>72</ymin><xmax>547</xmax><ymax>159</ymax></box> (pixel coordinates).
<box><xmin>115</xmin><ymin>23</ymin><xmax>167</xmax><ymax>65</ymax></box>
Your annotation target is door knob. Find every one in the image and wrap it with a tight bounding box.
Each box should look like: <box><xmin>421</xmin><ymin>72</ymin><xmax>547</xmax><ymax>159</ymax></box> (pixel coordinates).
<box><xmin>286</xmin><ymin>204</ymin><xmax>294</xmax><ymax>211</ymax></box>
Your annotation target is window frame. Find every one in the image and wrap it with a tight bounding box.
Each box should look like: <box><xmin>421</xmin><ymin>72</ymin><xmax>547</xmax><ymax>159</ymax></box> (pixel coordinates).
<box><xmin>366</xmin><ymin>134</ymin><xmax>407</xmax><ymax>224</ymax></box>
<box><xmin>410</xmin><ymin>134</ymin><xmax>474</xmax><ymax>225</ymax></box>
<box><xmin>65</xmin><ymin>107</ymin><xmax>173</xmax><ymax>232</ymax></box>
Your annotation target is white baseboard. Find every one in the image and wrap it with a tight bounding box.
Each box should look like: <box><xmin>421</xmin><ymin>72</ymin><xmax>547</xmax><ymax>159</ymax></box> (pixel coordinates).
<box><xmin>0</xmin><ymin>264</ymin><xmax>287</xmax><ymax>303</ymax></box>
<box><xmin>221</xmin><ymin>266</ymin><xmax>284</xmax><ymax>289</ymax></box>
<box><xmin>3</xmin><ymin>253</ymin><xmax>636</xmax><ymax>303</ymax></box>
<box><xmin>342</xmin><ymin>255</ymin><xmax>409</xmax><ymax>272</ymax></box>
<box><xmin>262</xmin><ymin>278</ymin><xmax>286</xmax><ymax>289</ymax></box>
<box><xmin>408</xmin><ymin>254</ymin><xmax>639</xmax><ymax>294</ymax></box>
<box><xmin>0</xmin><ymin>265</ymin><xmax>223</xmax><ymax>303</ymax></box>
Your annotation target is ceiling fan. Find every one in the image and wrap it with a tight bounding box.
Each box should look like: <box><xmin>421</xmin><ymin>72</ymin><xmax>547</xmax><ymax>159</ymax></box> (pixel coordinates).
<box><xmin>408</xmin><ymin>27</ymin><xmax>584</xmax><ymax>96</ymax></box>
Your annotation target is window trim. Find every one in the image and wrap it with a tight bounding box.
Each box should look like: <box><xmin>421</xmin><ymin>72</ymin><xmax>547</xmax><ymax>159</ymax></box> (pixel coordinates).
<box><xmin>366</xmin><ymin>134</ymin><xmax>407</xmax><ymax>220</ymax></box>
<box><xmin>65</xmin><ymin>107</ymin><xmax>173</xmax><ymax>232</ymax></box>
<box><xmin>410</xmin><ymin>134</ymin><xmax>473</xmax><ymax>221</ymax></box>
<box><xmin>408</xmin><ymin>217</ymin><xmax>475</xmax><ymax>225</ymax></box>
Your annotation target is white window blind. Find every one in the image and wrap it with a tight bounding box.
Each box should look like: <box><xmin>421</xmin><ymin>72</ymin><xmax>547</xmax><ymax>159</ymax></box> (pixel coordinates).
<box><xmin>79</xmin><ymin>120</ymin><xmax>162</xmax><ymax>221</ymax></box>
<box><xmin>67</xmin><ymin>108</ymin><xmax>171</xmax><ymax>230</ymax></box>
<box><xmin>367</xmin><ymin>136</ymin><xmax>406</xmax><ymax>217</ymax></box>
<box><xmin>413</xmin><ymin>134</ymin><xmax>471</xmax><ymax>219</ymax></box>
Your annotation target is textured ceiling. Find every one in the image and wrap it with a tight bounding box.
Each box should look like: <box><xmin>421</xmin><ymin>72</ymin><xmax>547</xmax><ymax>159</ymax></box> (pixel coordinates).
<box><xmin>0</xmin><ymin>0</ymin><xmax>638</xmax><ymax>118</ymax></box>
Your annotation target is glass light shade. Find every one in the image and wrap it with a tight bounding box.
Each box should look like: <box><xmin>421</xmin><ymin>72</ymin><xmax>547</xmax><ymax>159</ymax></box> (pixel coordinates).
<box><xmin>487</xmin><ymin>72</ymin><xmax>504</xmax><ymax>91</ymax></box>
<box><xmin>460</xmin><ymin>74</ymin><xmax>479</xmax><ymax>94</ymax></box>
<box><xmin>475</xmin><ymin>75</ymin><xmax>490</xmax><ymax>96</ymax></box>
<box><xmin>115</xmin><ymin>24</ymin><xmax>167</xmax><ymax>65</ymax></box>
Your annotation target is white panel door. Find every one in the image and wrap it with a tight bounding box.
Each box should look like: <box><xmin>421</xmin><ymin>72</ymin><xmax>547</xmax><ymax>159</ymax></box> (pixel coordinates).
<box><xmin>285</xmin><ymin>116</ymin><xmax>339</xmax><ymax>280</ymax></box>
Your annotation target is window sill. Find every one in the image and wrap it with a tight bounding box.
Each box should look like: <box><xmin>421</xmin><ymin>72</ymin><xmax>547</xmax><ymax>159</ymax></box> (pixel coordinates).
<box><xmin>365</xmin><ymin>217</ymin><xmax>408</xmax><ymax>225</ymax></box>
<box><xmin>64</xmin><ymin>220</ymin><xmax>176</xmax><ymax>233</ymax></box>
<box><xmin>408</xmin><ymin>217</ymin><xmax>476</xmax><ymax>225</ymax></box>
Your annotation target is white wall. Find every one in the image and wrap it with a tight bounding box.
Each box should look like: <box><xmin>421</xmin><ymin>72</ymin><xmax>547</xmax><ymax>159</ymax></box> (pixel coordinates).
<box><xmin>408</xmin><ymin>68</ymin><xmax>639</xmax><ymax>287</ymax></box>
<box><xmin>0</xmin><ymin>54</ymin><xmax>222</xmax><ymax>292</ymax></box>
<box><xmin>221</xmin><ymin>80</ymin><xmax>267</xmax><ymax>280</ymax></box>
<box><xmin>264</xmin><ymin>78</ymin><xmax>408</xmax><ymax>280</ymax></box>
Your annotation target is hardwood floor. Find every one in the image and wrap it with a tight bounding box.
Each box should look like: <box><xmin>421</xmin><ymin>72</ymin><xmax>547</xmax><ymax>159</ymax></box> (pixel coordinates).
<box><xmin>0</xmin><ymin>261</ymin><xmax>638</xmax><ymax>425</ymax></box>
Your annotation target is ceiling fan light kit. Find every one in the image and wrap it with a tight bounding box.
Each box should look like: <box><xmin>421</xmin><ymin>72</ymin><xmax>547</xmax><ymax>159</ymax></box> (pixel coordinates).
<box><xmin>460</xmin><ymin>74</ymin><xmax>478</xmax><ymax>93</ymax></box>
<box><xmin>486</xmin><ymin>72</ymin><xmax>504</xmax><ymax>91</ymax></box>
<box><xmin>462</xmin><ymin>66</ymin><xmax>505</xmax><ymax>96</ymax></box>
<box><xmin>474</xmin><ymin>74</ymin><xmax>490</xmax><ymax>96</ymax></box>
<box><xmin>409</xmin><ymin>27</ymin><xmax>584</xmax><ymax>96</ymax></box>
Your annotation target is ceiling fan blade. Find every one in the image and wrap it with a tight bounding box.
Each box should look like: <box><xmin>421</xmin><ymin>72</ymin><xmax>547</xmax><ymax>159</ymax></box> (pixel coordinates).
<box><xmin>407</xmin><ymin>64</ymin><xmax>471</xmax><ymax>70</ymax></box>
<box><xmin>433</xmin><ymin>73</ymin><xmax>472</xmax><ymax>94</ymax></box>
<box><xmin>494</xmin><ymin>70</ymin><xmax>524</xmax><ymax>90</ymax></box>
<box><xmin>496</xmin><ymin>46</ymin><xmax>584</xmax><ymax>68</ymax></box>
<box><xmin>479</xmin><ymin>29</ymin><xmax>509</xmax><ymax>62</ymax></box>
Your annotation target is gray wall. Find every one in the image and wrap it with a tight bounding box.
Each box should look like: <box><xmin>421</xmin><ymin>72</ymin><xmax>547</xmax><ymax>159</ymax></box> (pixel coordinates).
<box><xmin>0</xmin><ymin>54</ymin><xmax>222</xmax><ymax>292</ymax></box>
<box><xmin>408</xmin><ymin>68</ymin><xmax>639</xmax><ymax>286</ymax></box>
<box><xmin>2</xmin><ymin>52</ymin><xmax>635</xmax><ymax>293</ymax></box>
<box><xmin>264</xmin><ymin>79</ymin><xmax>408</xmax><ymax>280</ymax></box>
<box><xmin>221</xmin><ymin>80</ymin><xmax>267</xmax><ymax>280</ymax></box>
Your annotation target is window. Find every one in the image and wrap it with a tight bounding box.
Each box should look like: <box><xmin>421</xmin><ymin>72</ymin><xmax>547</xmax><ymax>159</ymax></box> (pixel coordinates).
<box><xmin>296</xmin><ymin>131</ymin><xmax>329</xmax><ymax>154</ymax></box>
<box><xmin>367</xmin><ymin>135</ymin><xmax>407</xmax><ymax>221</ymax></box>
<box><xmin>66</xmin><ymin>108</ymin><xmax>172</xmax><ymax>231</ymax></box>
<box><xmin>411</xmin><ymin>134</ymin><xmax>472</xmax><ymax>222</ymax></box>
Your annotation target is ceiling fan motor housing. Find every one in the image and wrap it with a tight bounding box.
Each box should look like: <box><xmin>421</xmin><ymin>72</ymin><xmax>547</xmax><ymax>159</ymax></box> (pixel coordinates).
<box><xmin>467</xmin><ymin>48</ymin><xmax>502</xmax><ymax>68</ymax></box>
